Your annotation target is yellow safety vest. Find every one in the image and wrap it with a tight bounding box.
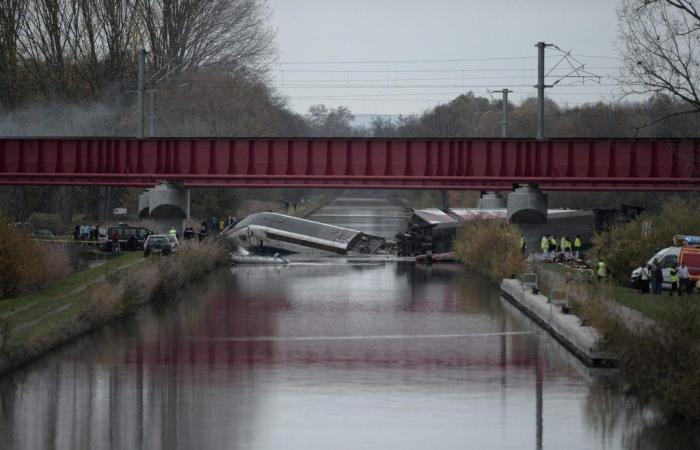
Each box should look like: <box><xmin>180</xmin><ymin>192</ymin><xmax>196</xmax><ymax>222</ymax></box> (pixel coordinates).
<box><xmin>597</xmin><ymin>262</ymin><xmax>607</xmax><ymax>277</ymax></box>
<box><xmin>540</xmin><ymin>237</ymin><xmax>548</xmax><ymax>250</ymax></box>
<box><xmin>670</xmin><ymin>268</ymin><xmax>679</xmax><ymax>283</ymax></box>
<box><xmin>574</xmin><ymin>238</ymin><xmax>582</xmax><ymax>248</ymax></box>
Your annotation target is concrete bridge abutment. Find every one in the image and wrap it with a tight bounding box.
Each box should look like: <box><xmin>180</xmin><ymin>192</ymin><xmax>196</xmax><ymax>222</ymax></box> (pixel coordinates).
<box><xmin>137</xmin><ymin>182</ymin><xmax>190</xmax><ymax>235</ymax></box>
<box><xmin>506</xmin><ymin>184</ymin><xmax>548</xmax><ymax>224</ymax></box>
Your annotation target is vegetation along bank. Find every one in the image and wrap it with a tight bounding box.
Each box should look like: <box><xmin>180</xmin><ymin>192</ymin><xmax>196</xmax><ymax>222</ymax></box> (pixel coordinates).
<box><xmin>0</xmin><ymin>240</ymin><xmax>228</xmax><ymax>376</ymax></box>
<box><xmin>454</xmin><ymin>204</ymin><xmax>700</xmax><ymax>421</ymax></box>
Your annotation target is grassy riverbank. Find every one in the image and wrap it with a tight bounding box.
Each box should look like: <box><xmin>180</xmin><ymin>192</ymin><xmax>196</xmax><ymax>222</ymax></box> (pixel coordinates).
<box><xmin>0</xmin><ymin>241</ymin><xmax>227</xmax><ymax>375</ymax></box>
<box><xmin>0</xmin><ymin>252</ymin><xmax>141</xmax><ymax>316</ymax></box>
<box><xmin>535</xmin><ymin>263</ymin><xmax>700</xmax><ymax>420</ymax></box>
<box><xmin>538</xmin><ymin>262</ymin><xmax>674</xmax><ymax>321</ymax></box>
<box><xmin>461</xmin><ymin>200</ymin><xmax>700</xmax><ymax>420</ymax></box>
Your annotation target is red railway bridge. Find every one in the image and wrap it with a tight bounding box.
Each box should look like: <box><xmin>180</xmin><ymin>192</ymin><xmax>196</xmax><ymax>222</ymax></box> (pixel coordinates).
<box><xmin>1</xmin><ymin>137</ymin><xmax>699</xmax><ymax>191</ymax></box>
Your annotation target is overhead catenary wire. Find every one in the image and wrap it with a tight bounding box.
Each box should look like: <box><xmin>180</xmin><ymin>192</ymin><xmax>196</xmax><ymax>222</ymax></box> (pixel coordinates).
<box><xmin>273</xmin><ymin>55</ymin><xmax>541</xmax><ymax>65</ymax></box>
<box><xmin>285</xmin><ymin>98</ymin><xmax>615</xmax><ymax>105</ymax></box>
<box><xmin>266</xmin><ymin>83</ymin><xmax>640</xmax><ymax>89</ymax></box>
<box><xmin>286</xmin><ymin>90</ymin><xmax>620</xmax><ymax>96</ymax></box>
<box><xmin>272</xmin><ymin>66</ymin><xmax>624</xmax><ymax>73</ymax></box>
<box><xmin>271</xmin><ymin>53</ymin><xmax>622</xmax><ymax>65</ymax></box>
<box><xmin>270</xmin><ymin>75</ymin><xmax>622</xmax><ymax>83</ymax></box>
<box><xmin>151</xmin><ymin>49</ymin><xmax>639</xmax><ymax>115</ymax></box>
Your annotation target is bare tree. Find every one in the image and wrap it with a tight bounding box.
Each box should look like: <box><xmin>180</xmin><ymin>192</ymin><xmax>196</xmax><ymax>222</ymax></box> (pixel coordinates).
<box><xmin>0</xmin><ymin>0</ymin><xmax>27</xmax><ymax>107</ymax></box>
<box><xmin>138</xmin><ymin>0</ymin><xmax>275</xmax><ymax>74</ymax></box>
<box><xmin>18</xmin><ymin>0</ymin><xmax>79</xmax><ymax>98</ymax></box>
<box><xmin>95</xmin><ymin>0</ymin><xmax>140</xmax><ymax>82</ymax></box>
<box><xmin>67</xmin><ymin>0</ymin><xmax>140</xmax><ymax>96</ymax></box>
<box><xmin>618</xmin><ymin>0</ymin><xmax>700</xmax><ymax>117</ymax></box>
<box><xmin>306</xmin><ymin>105</ymin><xmax>355</xmax><ymax>136</ymax></box>
<box><xmin>370</xmin><ymin>116</ymin><xmax>397</xmax><ymax>137</ymax></box>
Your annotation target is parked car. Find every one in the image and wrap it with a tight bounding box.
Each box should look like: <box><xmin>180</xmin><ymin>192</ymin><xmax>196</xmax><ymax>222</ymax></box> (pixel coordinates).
<box><xmin>34</xmin><ymin>229</ymin><xmax>55</xmax><ymax>239</ymax></box>
<box><xmin>143</xmin><ymin>234</ymin><xmax>172</xmax><ymax>257</ymax></box>
<box><xmin>8</xmin><ymin>222</ymin><xmax>34</xmax><ymax>234</ymax></box>
<box><xmin>99</xmin><ymin>224</ymin><xmax>150</xmax><ymax>251</ymax></box>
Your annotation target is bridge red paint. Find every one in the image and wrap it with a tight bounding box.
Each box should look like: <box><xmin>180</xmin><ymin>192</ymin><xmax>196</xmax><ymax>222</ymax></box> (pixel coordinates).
<box><xmin>1</xmin><ymin>137</ymin><xmax>699</xmax><ymax>190</ymax></box>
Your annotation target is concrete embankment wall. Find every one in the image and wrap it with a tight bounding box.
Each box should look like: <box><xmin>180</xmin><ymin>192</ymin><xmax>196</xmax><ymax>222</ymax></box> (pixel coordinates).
<box><xmin>500</xmin><ymin>279</ymin><xmax>616</xmax><ymax>367</ymax></box>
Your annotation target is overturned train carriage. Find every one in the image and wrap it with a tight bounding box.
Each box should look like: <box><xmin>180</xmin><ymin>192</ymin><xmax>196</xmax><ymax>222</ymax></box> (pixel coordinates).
<box><xmin>224</xmin><ymin>212</ymin><xmax>385</xmax><ymax>255</ymax></box>
<box><xmin>396</xmin><ymin>207</ymin><xmax>601</xmax><ymax>257</ymax></box>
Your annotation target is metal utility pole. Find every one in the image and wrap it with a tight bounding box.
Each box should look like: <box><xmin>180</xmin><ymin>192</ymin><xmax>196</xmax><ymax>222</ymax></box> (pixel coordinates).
<box><xmin>535</xmin><ymin>42</ymin><xmax>553</xmax><ymax>140</ymax></box>
<box><xmin>149</xmin><ymin>90</ymin><xmax>156</xmax><ymax>138</ymax></box>
<box><xmin>440</xmin><ymin>190</ymin><xmax>449</xmax><ymax>212</ymax></box>
<box><xmin>137</xmin><ymin>48</ymin><xmax>146</xmax><ymax>139</ymax></box>
<box><xmin>497</xmin><ymin>89</ymin><xmax>513</xmax><ymax>138</ymax></box>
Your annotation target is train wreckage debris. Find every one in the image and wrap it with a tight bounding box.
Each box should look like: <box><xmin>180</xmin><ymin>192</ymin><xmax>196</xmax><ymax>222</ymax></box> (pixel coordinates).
<box><xmin>223</xmin><ymin>212</ymin><xmax>386</xmax><ymax>255</ymax></box>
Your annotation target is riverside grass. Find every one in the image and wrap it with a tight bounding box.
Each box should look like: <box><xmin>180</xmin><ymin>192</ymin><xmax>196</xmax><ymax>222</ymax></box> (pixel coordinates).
<box><xmin>0</xmin><ymin>240</ymin><xmax>228</xmax><ymax>375</ymax></box>
<box><xmin>585</xmin><ymin>293</ymin><xmax>700</xmax><ymax>421</ymax></box>
<box><xmin>538</xmin><ymin>263</ymin><xmax>700</xmax><ymax>421</ymax></box>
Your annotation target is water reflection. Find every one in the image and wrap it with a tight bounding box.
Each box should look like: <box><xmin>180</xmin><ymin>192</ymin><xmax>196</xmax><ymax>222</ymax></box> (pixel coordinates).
<box><xmin>0</xmin><ymin>262</ymin><xmax>696</xmax><ymax>450</ymax></box>
<box><xmin>584</xmin><ymin>376</ymin><xmax>700</xmax><ymax>450</ymax></box>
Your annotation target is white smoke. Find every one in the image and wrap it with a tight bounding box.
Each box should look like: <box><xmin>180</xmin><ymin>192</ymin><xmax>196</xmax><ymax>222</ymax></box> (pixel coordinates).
<box><xmin>0</xmin><ymin>99</ymin><xmax>133</xmax><ymax>137</ymax></box>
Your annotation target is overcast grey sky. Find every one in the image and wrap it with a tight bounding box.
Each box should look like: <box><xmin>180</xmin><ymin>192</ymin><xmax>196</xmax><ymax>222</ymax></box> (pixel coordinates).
<box><xmin>268</xmin><ymin>0</ymin><xmax>627</xmax><ymax>118</ymax></box>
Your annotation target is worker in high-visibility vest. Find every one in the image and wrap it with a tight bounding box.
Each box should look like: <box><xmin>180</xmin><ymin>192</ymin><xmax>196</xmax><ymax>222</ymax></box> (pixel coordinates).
<box><xmin>574</xmin><ymin>235</ymin><xmax>582</xmax><ymax>259</ymax></box>
<box><xmin>540</xmin><ymin>235</ymin><xmax>549</xmax><ymax>257</ymax></box>
<box><xmin>669</xmin><ymin>263</ymin><xmax>679</xmax><ymax>296</ymax></box>
<box><xmin>562</xmin><ymin>236</ymin><xmax>573</xmax><ymax>256</ymax></box>
<box><xmin>597</xmin><ymin>259</ymin><xmax>608</xmax><ymax>280</ymax></box>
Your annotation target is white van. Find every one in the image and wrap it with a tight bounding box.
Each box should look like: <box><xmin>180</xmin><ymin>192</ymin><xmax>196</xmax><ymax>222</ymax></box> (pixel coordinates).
<box><xmin>629</xmin><ymin>247</ymin><xmax>679</xmax><ymax>290</ymax></box>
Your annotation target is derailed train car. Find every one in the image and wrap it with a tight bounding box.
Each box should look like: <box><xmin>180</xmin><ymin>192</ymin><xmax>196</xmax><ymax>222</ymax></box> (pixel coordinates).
<box><xmin>396</xmin><ymin>207</ymin><xmax>619</xmax><ymax>257</ymax></box>
<box><xmin>224</xmin><ymin>212</ymin><xmax>385</xmax><ymax>255</ymax></box>
<box><xmin>396</xmin><ymin>209</ymin><xmax>460</xmax><ymax>256</ymax></box>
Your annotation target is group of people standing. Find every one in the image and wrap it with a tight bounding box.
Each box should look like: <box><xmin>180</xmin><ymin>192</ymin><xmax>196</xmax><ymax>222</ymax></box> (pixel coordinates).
<box><xmin>73</xmin><ymin>224</ymin><xmax>98</xmax><ymax>240</ymax></box>
<box><xmin>539</xmin><ymin>234</ymin><xmax>583</xmax><ymax>260</ymax></box>
<box><xmin>638</xmin><ymin>260</ymin><xmax>693</xmax><ymax>296</ymax></box>
<box><xmin>186</xmin><ymin>216</ymin><xmax>237</xmax><ymax>241</ymax></box>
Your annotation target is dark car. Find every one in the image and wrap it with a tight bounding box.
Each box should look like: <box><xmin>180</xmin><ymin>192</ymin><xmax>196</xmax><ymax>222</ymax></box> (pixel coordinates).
<box><xmin>143</xmin><ymin>234</ymin><xmax>172</xmax><ymax>257</ymax></box>
<box><xmin>100</xmin><ymin>224</ymin><xmax>150</xmax><ymax>251</ymax></box>
<box><xmin>34</xmin><ymin>229</ymin><xmax>55</xmax><ymax>240</ymax></box>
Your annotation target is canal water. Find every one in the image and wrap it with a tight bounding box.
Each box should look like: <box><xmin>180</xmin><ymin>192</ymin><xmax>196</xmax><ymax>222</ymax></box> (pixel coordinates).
<box><xmin>0</xmin><ymin>196</ymin><xmax>697</xmax><ymax>449</ymax></box>
<box><xmin>307</xmin><ymin>193</ymin><xmax>410</xmax><ymax>240</ymax></box>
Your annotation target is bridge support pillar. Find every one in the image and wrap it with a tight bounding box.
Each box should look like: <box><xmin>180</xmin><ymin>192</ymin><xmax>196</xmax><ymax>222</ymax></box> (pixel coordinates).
<box><xmin>138</xmin><ymin>191</ymin><xmax>150</xmax><ymax>218</ymax></box>
<box><xmin>507</xmin><ymin>184</ymin><xmax>547</xmax><ymax>224</ymax></box>
<box><xmin>138</xmin><ymin>182</ymin><xmax>190</xmax><ymax>235</ymax></box>
<box><xmin>476</xmin><ymin>191</ymin><xmax>506</xmax><ymax>209</ymax></box>
<box><xmin>440</xmin><ymin>190</ymin><xmax>449</xmax><ymax>211</ymax></box>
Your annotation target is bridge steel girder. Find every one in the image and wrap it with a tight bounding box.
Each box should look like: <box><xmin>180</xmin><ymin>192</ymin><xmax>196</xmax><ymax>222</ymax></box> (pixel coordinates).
<box><xmin>0</xmin><ymin>138</ymin><xmax>699</xmax><ymax>191</ymax></box>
